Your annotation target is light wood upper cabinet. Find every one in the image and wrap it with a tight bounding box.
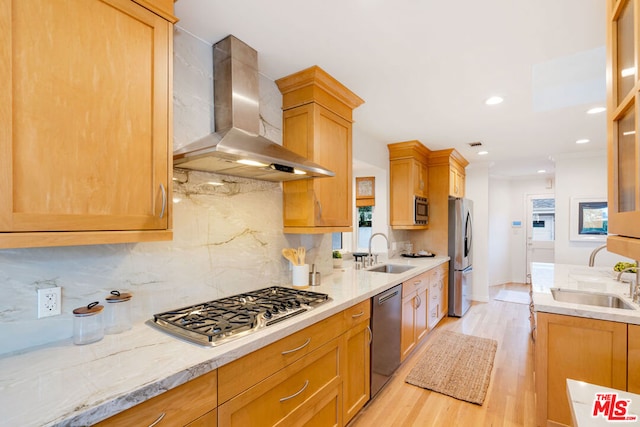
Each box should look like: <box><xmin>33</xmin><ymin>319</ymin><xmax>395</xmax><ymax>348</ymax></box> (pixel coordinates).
<box><xmin>535</xmin><ymin>312</ymin><xmax>628</xmax><ymax>427</ymax></box>
<box><xmin>388</xmin><ymin>140</ymin><xmax>430</xmax><ymax>230</ymax></box>
<box><xmin>276</xmin><ymin>66</ymin><xmax>364</xmax><ymax>234</ymax></box>
<box><xmin>606</xmin><ymin>0</ymin><xmax>640</xmax><ymax>259</ymax></box>
<box><xmin>429</xmin><ymin>149</ymin><xmax>468</xmax><ymax>199</ymax></box>
<box><xmin>0</xmin><ymin>0</ymin><xmax>174</xmax><ymax>249</ymax></box>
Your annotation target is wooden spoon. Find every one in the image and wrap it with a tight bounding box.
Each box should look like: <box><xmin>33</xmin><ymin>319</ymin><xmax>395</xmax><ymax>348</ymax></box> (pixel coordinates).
<box><xmin>297</xmin><ymin>246</ymin><xmax>306</xmax><ymax>265</ymax></box>
<box><xmin>282</xmin><ymin>248</ymin><xmax>299</xmax><ymax>266</ymax></box>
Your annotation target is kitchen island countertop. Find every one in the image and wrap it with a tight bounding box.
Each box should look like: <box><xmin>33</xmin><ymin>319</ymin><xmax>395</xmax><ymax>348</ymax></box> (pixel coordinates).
<box><xmin>531</xmin><ymin>262</ymin><xmax>640</xmax><ymax>324</ymax></box>
<box><xmin>0</xmin><ymin>256</ymin><xmax>448</xmax><ymax>427</ymax></box>
<box><xmin>567</xmin><ymin>379</ymin><xmax>640</xmax><ymax>426</ymax></box>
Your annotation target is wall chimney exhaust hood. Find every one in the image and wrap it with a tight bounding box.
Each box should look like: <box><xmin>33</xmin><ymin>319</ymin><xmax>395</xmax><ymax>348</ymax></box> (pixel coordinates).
<box><xmin>173</xmin><ymin>35</ymin><xmax>334</xmax><ymax>182</ymax></box>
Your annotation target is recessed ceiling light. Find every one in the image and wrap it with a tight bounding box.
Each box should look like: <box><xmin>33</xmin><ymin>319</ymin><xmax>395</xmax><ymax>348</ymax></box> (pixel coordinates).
<box><xmin>586</xmin><ymin>107</ymin><xmax>606</xmax><ymax>114</ymax></box>
<box><xmin>537</xmin><ymin>169</ymin><xmax>547</xmax><ymax>174</ymax></box>
<box><xmin>576</xmin><ymin>139</ymin><xmax>590</xmax><ymax>144</ymax></box>
<box><xmin>477</xmin><ymin>151</ymin><xmax>489</xmax><ymax>155</ymax></box>
<box><xmin>485</xmin><ymin>96</ymin><xmax>503</xmax><ymax>105</ymax></box>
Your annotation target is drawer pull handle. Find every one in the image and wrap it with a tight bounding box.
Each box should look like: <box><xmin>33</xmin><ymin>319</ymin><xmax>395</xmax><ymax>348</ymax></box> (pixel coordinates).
<box><xmin>281</xmin><ymin>338</ymin><xmax>311</xmax><ymax>355</ymax></box>
<box><xmin>413</xmin><ymin>281</ymin><xmax>421</xmax><ymax>286</ymax></box>
<box><xmin>279</xmin><ymin>380</ymin><xmax>309</xmax><ymax>402</ymax></box>
<box><xmin>352</xmin><ymin>311</ymin><xmax>365</xmax><ymax>318</ymax></box>
<box><xmin>159</xmin><ymin>184</ymin><xmax>167</xmax><ymax>219</ymax></box>
<box><xmin>148</xmin><ymin>412</ymin><xmax>166</xmax><ymax>427</ymax></box>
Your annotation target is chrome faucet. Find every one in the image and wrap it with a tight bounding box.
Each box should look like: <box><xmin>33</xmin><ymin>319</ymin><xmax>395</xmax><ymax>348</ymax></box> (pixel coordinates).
<box><xmin>616</xmin><ymin>266</ymin><xmax>637</xmax><ymax>281</ymax></box>
<box><xmin>615</xmin><ymin>263</ymin><xmax>640</xmax><ymax>302</ymax></box>
<box><xmin>588</xmin><ymin>244</ymin><xmax>607</xmax><ymax>267</ymax></box>
<box><xmin>367</xmin><ymin>233</ymin><xmax>389</xmax><ymax>267</ymax></box>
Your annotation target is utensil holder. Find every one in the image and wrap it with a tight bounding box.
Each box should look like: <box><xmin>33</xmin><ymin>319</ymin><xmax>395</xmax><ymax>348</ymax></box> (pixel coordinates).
<box><xmin>292</xmin><ymin>264</ymin><xmax>309</xmax><ymax>287</ymax></box>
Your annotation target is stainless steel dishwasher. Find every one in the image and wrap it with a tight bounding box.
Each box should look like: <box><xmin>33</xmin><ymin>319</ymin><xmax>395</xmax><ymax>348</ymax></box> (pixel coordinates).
<box><xmin>370</xmin><ymin>284</ymin><xmax>402</xmax><ymax>398</ymax></box>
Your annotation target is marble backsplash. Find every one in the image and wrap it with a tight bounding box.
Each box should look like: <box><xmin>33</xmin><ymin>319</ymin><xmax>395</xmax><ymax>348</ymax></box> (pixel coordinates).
<box><xmin>0</xmin><ymin>27</ymin><xmax>331</xmax><ymax>356</ymax></box>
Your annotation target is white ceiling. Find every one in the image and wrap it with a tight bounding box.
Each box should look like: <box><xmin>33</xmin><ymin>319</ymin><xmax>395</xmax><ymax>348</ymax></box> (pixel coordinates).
<box><xmin>174</xmin><ymin>0</ymin><xmax>607</xmax><ymax>178</ymax></box>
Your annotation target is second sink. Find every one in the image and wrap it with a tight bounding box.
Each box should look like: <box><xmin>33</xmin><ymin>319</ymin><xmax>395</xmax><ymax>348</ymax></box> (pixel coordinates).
<box><xmin>550</xmin><ymin>288</ymin><xmax>635</xmax><ymax>310</ymax></box>
<box><xmin>366</xmin><ymin>264</ymin><xmax>416</xmax><ymax>274</ymax></box>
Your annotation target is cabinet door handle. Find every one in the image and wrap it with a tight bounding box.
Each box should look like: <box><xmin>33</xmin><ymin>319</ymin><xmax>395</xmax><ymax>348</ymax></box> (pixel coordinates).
<box><xmin>159</xmin><ymin>184</ymin><xmax>167</xmax><ymax>219</ymax></box>
<box><xmin>148</xmin><ymin>412</ymin><xmax>166</xmax><ymax>427</ymax></box>
<box><xmin>279</xmin><ymin>380</ymin><xmax>309</xmax><ymax>402</ymax></box>
<box><xmin>366</xmin><ymin>325</ymin><xmax>372</xmax><ymax>345</ymax></box>
<box><xmin>316</xmin><ymin>200</ymin><xmax>323</xmax><ymax>219</ymax></box>
<box><xmin>415</xmin><ymin>295</ymin><xmax>421</xmax><ymax>308</ymax></box>
<box><xmin>281</xmin><ymin>338</ymin><xmax>311</xmax><ymax>355</ymax></box>
<box><xmin>352</xmin><ymin>311</ymin><xmax>365</xmax><ymax>318</ymax></box>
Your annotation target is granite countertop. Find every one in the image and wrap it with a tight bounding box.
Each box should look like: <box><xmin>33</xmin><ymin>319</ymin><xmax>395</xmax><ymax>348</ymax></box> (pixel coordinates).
<box><xmin>567</xmin><ymin>379</ymin><xmax>640</xmax><ymax>426</ymax></box>
<box><xmin>0</xmin><ymin>256</ymin><xmax>449</xmax><ymax>427</ymax></box>
<box><xmin>531</xmin><ymin>262</ymin><xmax>640</xmax><ymax>324</ymax></box>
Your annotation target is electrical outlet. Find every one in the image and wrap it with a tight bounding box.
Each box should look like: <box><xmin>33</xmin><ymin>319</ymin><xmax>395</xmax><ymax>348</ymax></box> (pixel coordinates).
<box><xmin>37</xmin><ymin>287</ymin><xmax>62</xmax><ymax>318</ymax></box>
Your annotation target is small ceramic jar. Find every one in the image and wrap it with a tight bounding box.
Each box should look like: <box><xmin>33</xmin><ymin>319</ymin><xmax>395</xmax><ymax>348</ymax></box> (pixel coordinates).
<box><xmin>104</xmin><ymin>290</ymin><xmax>132</xmax><ymax>334</ymax></box>
<box><xmin>72</xmin><ymin>301</ymin><xmax>104</xmax><ymax>345</ymax></box>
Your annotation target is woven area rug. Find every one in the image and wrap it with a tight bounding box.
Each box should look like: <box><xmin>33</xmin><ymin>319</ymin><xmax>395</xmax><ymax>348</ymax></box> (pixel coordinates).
<box><xmin>493</xmin><ymin>289</ymin><xmax>530</xmax><ymax>305</ymax></box>
<box><xmin>405</xmin><ymin>331</ymin><xmax>497</xmax><ymax>405</ymax></box>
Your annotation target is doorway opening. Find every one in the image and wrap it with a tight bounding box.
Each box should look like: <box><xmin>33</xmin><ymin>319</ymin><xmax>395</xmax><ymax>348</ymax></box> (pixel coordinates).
<box><xmin>526</xmin><ymin>195</ymin><xmax>555</xmax><ymax>283</ymax></box>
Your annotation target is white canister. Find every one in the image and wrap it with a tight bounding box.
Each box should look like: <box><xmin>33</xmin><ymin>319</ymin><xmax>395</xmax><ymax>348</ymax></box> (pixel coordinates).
<box><xmin>292</xmin><ymin>264</ymin><xmax>310</xmax><ymax>288</ymax></box>
<box><xmin>72</xmin><ymin>302</ymin><xmax>104</xmax><ymax>345</ymax></box>
<box><xmin>104</xmin><ymin>290</ymin><xmax>132</xmax><ymax>334</ymax></box>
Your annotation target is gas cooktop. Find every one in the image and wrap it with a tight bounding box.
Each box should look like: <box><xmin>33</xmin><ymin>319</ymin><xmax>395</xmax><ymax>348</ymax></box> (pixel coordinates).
<box><xmin>152</xmin><ymin>286</ymin><xmax>330</xmax><ymax>346</ymax></box>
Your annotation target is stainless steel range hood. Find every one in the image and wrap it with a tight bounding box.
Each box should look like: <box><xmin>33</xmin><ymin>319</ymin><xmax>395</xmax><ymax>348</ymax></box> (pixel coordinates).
<box><xmin>173</xmin><ymin>35</ymin><xmax>334</xmax><ymax>182</ymax></box>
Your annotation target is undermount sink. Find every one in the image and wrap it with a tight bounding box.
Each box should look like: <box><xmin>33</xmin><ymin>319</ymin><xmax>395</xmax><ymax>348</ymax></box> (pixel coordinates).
<box><xmin>550</xmin><ymin>288</ymin><xmax>635</xmax><ymax>310</ymax></box>
<box><xmin>366</xmin><ymin>264</ymin><xmax>416</xmax><ymax>274</ymax></box>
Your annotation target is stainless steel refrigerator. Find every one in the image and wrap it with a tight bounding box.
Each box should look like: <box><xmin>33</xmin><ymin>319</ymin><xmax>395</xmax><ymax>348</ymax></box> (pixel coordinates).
<box><xmin>448</xmin><ymin>198</ymin><xmax>473</xmax><ymax>317</ymax></box>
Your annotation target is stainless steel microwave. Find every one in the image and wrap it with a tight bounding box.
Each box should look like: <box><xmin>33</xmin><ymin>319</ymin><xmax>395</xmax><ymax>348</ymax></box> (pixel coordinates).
<box><xmin>414</xmin><ymin>196</ymin><xmax>428</xmax><ymax>225</ymax></box>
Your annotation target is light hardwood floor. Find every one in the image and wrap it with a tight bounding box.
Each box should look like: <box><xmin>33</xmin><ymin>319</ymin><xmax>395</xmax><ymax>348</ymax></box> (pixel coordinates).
<box><xmin>350</xmin><ymin>283</ymin><xmax>536</xmax><ymax>427</ymax></box>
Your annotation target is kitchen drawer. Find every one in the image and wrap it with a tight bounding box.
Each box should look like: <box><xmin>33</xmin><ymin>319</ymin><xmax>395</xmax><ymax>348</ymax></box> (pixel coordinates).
<box><xmin>218</xmin><ymin>337</ymin><xmax>341</xmax><ymax>426</ymax></box>
<box><xmin>94</xmin><ymin>370</ymin><xmax>217</xmax><ymax>426</ymax></box>
<box><xmin>218</xmin><ymin>310</ymin><xmax>346</xmax><ymax>403</ymax></box>
<box><xmin>401</xmin><ymin>271</ymin><xmax>429</xmax><ymax>298</ymax></box>
<box><xmin>343</xmin><ymin>299</ymin><xmax>371</xmax><ymax>328</ymax></box>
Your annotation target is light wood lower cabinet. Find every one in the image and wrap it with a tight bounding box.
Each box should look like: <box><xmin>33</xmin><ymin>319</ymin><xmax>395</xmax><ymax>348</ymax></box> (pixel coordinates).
<box><xmin>94</xmin><ymin>370</ymin><xmax>217</xmax><ymax>426</ymax></box>
<box><xmin>342</xmin><ymin>303</ymin><xmax>372</xmax><ymax>424</ymax></box>
<box><xmin>629</xmin><ymin>324</ymin><xmax>640</xmax><ymax>394</ymax></box>
<box><xmin>218</xmin><ymin>300</ymin><xmax>370</xmax><ymax>427</ymax></box>
<box><xmin>535</xmin><ymin>312</ymin><xmax>628</xmax><ymax>427</ymax></box>
<box><xmin>427</xmin><ymin>263</ymin><xmax>448</xmax><ymax>330</ymax></box>
<box><xmin>401</xmin><ymin>272</ymin><xmax>429</xmax><ymax>361</ymax></box>
<box><xmin>218</xmin><ymin>337</ymin><xmax>342</xmax><ymax>426</ymax></box>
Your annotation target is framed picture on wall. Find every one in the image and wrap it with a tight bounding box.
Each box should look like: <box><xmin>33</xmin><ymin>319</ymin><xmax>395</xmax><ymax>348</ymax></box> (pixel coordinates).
<box><xmin>569</xmin><ymin>197</ymin><xmax>608</xmax><ymax>241</ymax></box>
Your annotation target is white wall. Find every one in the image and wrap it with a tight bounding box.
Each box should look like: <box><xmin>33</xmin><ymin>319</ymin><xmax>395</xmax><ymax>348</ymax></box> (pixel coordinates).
<box><xmin>554</xmin><ymin>151</ymin><xmax>629</xmax><ymax>266</ymax></box>
<box><xmin>488</xmin><ymin>177</ymin><xmax>511</xmax><ymax>286</ymax></box>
